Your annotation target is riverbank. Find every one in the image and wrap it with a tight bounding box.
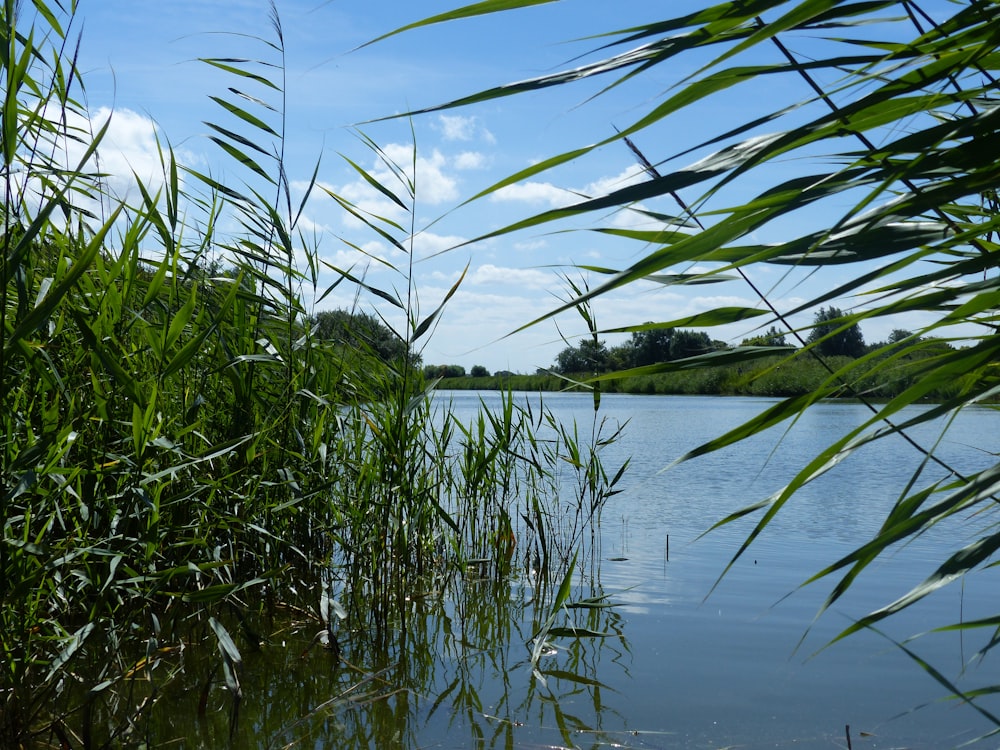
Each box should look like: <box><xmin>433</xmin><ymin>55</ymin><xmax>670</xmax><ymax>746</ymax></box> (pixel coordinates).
<box><xmin>439</xmin><ymin>352</ymin><xmax>975</xmax><ymax>401</ymax></box>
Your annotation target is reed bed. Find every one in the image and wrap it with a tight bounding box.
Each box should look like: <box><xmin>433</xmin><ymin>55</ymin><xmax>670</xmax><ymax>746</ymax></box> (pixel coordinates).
<box><xmin>0</xmin><ymin>3</ymin><xmax>626</xmax><ymax>746</ymax></box>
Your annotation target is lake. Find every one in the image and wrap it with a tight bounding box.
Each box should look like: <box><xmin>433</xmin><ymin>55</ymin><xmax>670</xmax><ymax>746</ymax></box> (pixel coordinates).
<box><xmin>178</xmin><ymin>391</ymin><xmax>999</xmax><ymax>748</ymax></box>
<box><xmin>413</xmin><ymin>391</ymin><xmax>1000</xmax><ymax>749</ymax></box>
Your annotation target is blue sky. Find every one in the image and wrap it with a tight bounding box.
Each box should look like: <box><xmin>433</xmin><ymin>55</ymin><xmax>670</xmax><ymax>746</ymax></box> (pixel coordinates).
<box><xmin>61</xmin><ymin>1</ymin><xmax>947</xmax><ymax>372</ymax></box>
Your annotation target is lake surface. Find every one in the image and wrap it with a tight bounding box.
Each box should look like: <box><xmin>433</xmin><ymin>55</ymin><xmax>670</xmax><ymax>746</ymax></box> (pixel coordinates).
<box><xmin>172</xmin><ymin>391</ymin><xmax>999</xmax><ymax>748</ymax></box>
<box><xmin>415</xmin><ymin>391</ymin><xmax>1000</xmax><ymax>749</ymax></box>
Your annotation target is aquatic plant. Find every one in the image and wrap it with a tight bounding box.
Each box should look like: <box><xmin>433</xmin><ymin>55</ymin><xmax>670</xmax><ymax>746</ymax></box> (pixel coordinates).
<box><xmin>0</xmin><ymin>1</ymin><xmax>626</xmax><ymax>745</ymax></box>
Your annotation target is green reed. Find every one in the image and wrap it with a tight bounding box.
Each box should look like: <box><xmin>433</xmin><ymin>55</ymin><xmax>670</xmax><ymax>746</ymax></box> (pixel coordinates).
<box><xmin>0</xmin><ymin>3</ymin><xmax>627</xmax><ymax>745</ymax></box>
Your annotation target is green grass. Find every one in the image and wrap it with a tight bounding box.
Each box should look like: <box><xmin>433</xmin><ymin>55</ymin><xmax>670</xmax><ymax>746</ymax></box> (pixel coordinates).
<box><xmin>10</xmin><ymin>0</ymin><xmax>999</xmax><ymax>742</ymax></box>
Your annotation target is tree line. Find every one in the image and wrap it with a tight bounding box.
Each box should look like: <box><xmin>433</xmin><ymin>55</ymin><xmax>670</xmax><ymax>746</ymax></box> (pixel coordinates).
<box><xmin>550</xmin><ymin>306</ymin><xmax>894</xmax><ymax>375</ymax></box>
<box><xmin>425</xmin><ymin>306</ymin><xmax>955</xmax><ymax>380</ymax></box>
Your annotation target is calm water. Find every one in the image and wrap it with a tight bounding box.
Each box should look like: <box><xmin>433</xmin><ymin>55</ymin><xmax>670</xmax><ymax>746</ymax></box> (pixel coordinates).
<box><xmin>419</xmin><ymin>391</ymin><xmax>1000</xmax><ymax>749</ymax></box>
<box><xmin>166</xmin><ymin>392</ymin><xmax>999</xmax><ymax>749</ymax></box>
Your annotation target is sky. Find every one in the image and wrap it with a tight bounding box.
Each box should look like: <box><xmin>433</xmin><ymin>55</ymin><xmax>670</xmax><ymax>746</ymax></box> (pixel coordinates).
<box><xmin>52</xmin><ymin>0</ymin><xmax>953</xmax><ymax>373</ymax></box>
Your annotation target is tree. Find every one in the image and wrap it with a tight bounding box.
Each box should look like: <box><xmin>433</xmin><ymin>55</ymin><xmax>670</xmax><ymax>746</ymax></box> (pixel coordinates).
<box><xmin>470</xmin><ymin>365</ymin><xmax>489</xmax><ymax>378</ymax></box>
<box><xmin>742</xmin><ymin>326</ymin><xmax>790</xmax><ymax>348</ymax></box>
<box><xmin>669</xmin><ymin>329</ymin><xmax>715</xmax><ymax>360</ymax></box>
<box><xmin>312</xmin><ymin>309</ymin><xmax>412</xmax><ymax>364</ymax></box>
<box><xmin>629</xmin><ymin>326</ymin><xmax>673</xmax><ymax>366</ymax></box>
<box><xmin>805</xmin><ymin>306</ymin><xmax>865</xmax><ymax>358</ymax></box>
<box><xmin>423</xmin><ymin>364</ymin><xmax>466</xmax><ymax>379</ymax></box>
<box><xmin>607</xmin><ymin>342</ymin><xmax>633</xmax><ymax>371</ymax></box>
<box><xmin>612</xmin><ymin>327</ymin><xmax>720</xmax><ymax>368</ymax></box>
<box><xmin>888</xmin><ymin>328</ymin><xmax>913</xmax><ymax>345</ymax></box>
<box><xmin>554</xmin><ymin>339</ymin><xmax>610</xmax><ymax>374</ymax></box>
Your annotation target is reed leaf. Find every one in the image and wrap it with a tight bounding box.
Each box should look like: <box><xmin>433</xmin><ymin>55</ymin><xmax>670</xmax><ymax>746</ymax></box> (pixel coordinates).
<box><xmin>359</xmin><ymin>0</ymin><xmax>558</xmax><ymax>49</ymax></box>
<box><xmin>375</xmin><ymin>3</ymin><xmax>1000</xmax><ymax>714</ymax></box>
<box><xmin>209</xmin><ymin>616</ymin><xmax>243</xmax><ymax>697</ymax></box>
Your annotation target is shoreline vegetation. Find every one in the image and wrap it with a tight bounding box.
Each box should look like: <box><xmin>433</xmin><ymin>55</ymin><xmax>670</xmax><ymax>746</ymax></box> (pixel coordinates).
<box><xmin>437</xmin><ymin>357</ymin><xmax>976</xmax><ymax>403</ymax></box>
<box><xmin>1</xmin><ymin>5</ymin><xmax>626</xmax><ymax>746</ymax></box>
<box><xmin>433</xmin><ymin>352</ymin><xmax>976</xmax><ymax>402</ymax></box>
<box><xmin>430</xmin><ymin>312</ymin><xmax>975</xmax><ymax>402</ymax></box>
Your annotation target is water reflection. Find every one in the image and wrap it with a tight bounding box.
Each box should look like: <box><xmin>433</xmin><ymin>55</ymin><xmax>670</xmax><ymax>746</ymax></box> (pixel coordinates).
<box><xmin>60</xmin><ymin>394</ymin><xmax>1000</xmax><ymax>748</ymax></box>
<box><xmin>120</xmin><ymin>563</ymin><xmax>634</xmax><ymax>749</ymax></box>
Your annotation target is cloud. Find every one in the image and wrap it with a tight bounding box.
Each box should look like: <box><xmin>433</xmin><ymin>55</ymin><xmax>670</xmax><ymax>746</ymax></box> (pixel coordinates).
<box><xmin>437</xmin><ymin>114</ymin><xmax>476</xmax><ymax>141</ymax></box>
<box><xmin>582</xmin><ymin>164</ymin><xmax>647</xmax><ymax>197</ymax></box>
<box><xmin>411</xmin><ymin>231</ymin><xmax>467</xmax><ymax>258</ymax></box>
<box><xmin>488</xmin><ymin>165</ymin><xmax>651</xmax><ymax>210</ymax></box>
<box><xmin>435</xmin><ymin>114</ymin><xmax>495</xmax><ymax>144</ymax></box>
<box><xmin>454</xmin><ymin>151</ymin><xmax>488</xmax><ymax>170</ymax></box>
<box><xmin>317</xmin><ymin>144</ymin><xmax>460</xmax><ymax>227</ymax></box>
<box><xmin>607</xmin><ymin>201</ymin><xmax>695</xmax><ymax>232</ymax></box>
<box><xmin>9</xmin><ymin>104</ymin><xmax>212</xmax><ymax>237</ymax></box>
<box><xmin>319</xmin><ymin>242</ymin><xmax>391</xmax><ymax>272</ymax></box>
<box><xmin>490</xmin><ymin>180</ymin><xmax>573</xmax><ymax>207</ymax></box>
<box><xmin>470</xmin><ymin>264</ymin><xmax>552</xmax><ymax>289</ymax></box>
<box><xmin>293</xmin><ymin>211</ymin><xmax>333</xmax><ymax>237</ymax></box>
<box><xmin>380</xmin><ymin>144</ymin><xmax>459</xmax><ymax>204</ymax></box>
<box><xmin>39</xmin><ymin>106</ymin><xmax>199</xmax><ymax>209</ymax></box>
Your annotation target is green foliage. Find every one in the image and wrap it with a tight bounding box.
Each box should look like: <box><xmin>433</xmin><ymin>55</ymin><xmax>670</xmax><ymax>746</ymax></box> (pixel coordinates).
<box><xmin>806</xmin><ymin>305</ymin><xmax>866</xmax><ymax>358</ymax></box>
<box><xmin>311</xmin><ymin>308</ymin><xmax>412</xmax><ymax>365</ymax></box>
<box><xmin>629</xmin><ymin>326</ymin><xmax>674</xmax><ymax>366</ymax></box>
<box><xmin>424</xmin><ymin>362</ymin><xmax>467</xmax><ymax>378</ymax></box>
<box><xmin>0</xmin><ymin>3</ymin><xmax>625</xmax><ymax>744</ymax></box>
<box><xmin>432</xmin><ymin>352</ymin><xmax>980</xmax><ymax>400</ymax></box>
<box><xmin>887</xmin><ymin>328</ymin><xmax>914</xmax><ymax>346</ymax></box>
<box><xmin>741</xmin><ymin>325</ymin><xmax>790</xmax><ymax>348</ymax></box>
<box><xmin>554</xmin><ymin>326</ymin><xmax>719</xmax><ymax>374</ymax></box>
<box><xmin>669</xmin><ymin>329</ymin><xmax>716</xmax><ymax>360</ymax></box>
<box><xmin>439</xmin><ymin>372</ymin><xmax>572</xmax><ymax>391</ymax></box>
<box><xmin>554</xmin><ymin>337</ymin><xmax>610</xmax><ymax>374</ymax></box>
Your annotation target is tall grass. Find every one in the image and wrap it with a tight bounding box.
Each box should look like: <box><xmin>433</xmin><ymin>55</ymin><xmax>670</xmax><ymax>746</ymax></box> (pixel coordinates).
<box><xmin>0</xmin><ymin>2</ymin><xmax>625</xmax><ymax>744</ymax></box>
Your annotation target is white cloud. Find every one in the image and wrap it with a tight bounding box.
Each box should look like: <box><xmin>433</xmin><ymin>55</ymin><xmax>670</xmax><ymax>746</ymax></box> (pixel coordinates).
<box><xmin>488</xmin><ymin>165</ymin><xmax>651</xmax><ymax>210</ymax></box>
<box><xmin>426</xmin><ymin>268</ymin><xmax>464</xmax><ymax>284</ymax></box>
<box><xmin>411</xmin><ymin>231</ymin><xmax>467</xmax><ymax>258</ymax></box>
<box><xmin>294</xmin><ymin>211</ymin><xmax>333</xmax><ymax>237</ymax></box>
<box><xmin>316</xmin><ymin>231</ymin><xmax>466</xmax><ymax>270</ymax></box>
<box><xmin>491</xmin><ymin>180</ymin><xmax>573</xmax><ymax>207</ymax></box>
<box><xmin>435</xmin><ymin>114</ymin><xmax>495</xmax><ymax>144</ymax></box>
<box><xmin>412</xmin><ymin>286</ymin><xmax>561</xmax><ymax>360</ymax></box>
<box><xmin>304</xmin><ymin>174</ymin><xmax>406</xmax><ymax>234</ymax></box>
<box><xmin>582</xmin><ymin>164</ymin><xmax>647</xmax><ymax>197</ymax></box>
<box><xmin>437</xmin><ymin>114</ymin><xmax>476</xmax><ymax>141</ymax></box>
<box><xmin>470</xmin><ymin>264</ymin><xmax>553</xmax><ymax>289</ymax></box>
<box><xmin>454</xmin><ymin>151</ymin><xmax>488</xmax><ymax>170</ymax></box>
<box><xmin>319</xmin><ymin>239</ymin><xmax>398</xmax><ymax>275</ymax></box>
<box><xmin>325</xmin><ymin>144</ymin><xmax>459</xmax><ymax>221</ymax></box>
<box><xmin>607</xmin><ymin>201</ymin><xmax>694</xmax><ymax>232</ymax></box>
<box><xmin>41</xmin><ymin>106</ymin><xmax>199</xmax><ymax>208</ymax></box>
<box><xmin>93</xmin><ymin>108</ymin><xmax>165</xmax><ymax>189</ymax></box>
<box><xmin>407</xmin><ymin>149</ymin><xmax>459</xmax><ymax>204</ymax></box>
<box><xmin>11</xmin><ymin>104</ymin><xmax>212</xmax><ymax>237</ymax></box>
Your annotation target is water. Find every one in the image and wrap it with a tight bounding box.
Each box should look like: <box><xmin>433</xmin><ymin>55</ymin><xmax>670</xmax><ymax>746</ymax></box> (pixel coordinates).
<box><xmin>421</xmin><ymin>391</ymin><xmax>1000</xmax><ymax>748</ymax></box>
<box><xmin>131</xmin><ymin>392</ymin><xmax>1000</xmax><ymax>748</ymax></box>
